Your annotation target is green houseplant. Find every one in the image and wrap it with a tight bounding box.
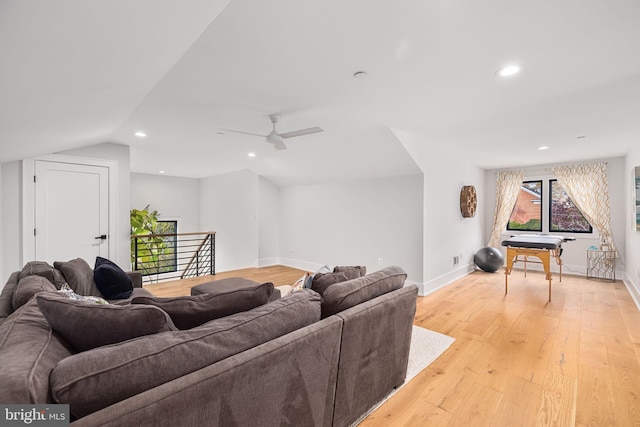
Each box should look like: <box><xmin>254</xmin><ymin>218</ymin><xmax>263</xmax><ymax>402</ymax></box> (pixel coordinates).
<box><xmin>130</xmin><ymin>205</ymin><xmax>174</xmax><ymax>278</ymax></box>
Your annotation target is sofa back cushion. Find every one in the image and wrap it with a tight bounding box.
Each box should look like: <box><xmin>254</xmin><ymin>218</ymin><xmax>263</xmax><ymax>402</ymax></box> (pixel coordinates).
<box><xmin>19</xmin><ymin>261</ymin><xmax>66</xmax><ymax>289</ymax></box>
<box><xmin>333</xmin><ymin>265</ymin><xmax>367</xmax><ymax>278</ymax></box>
<box><xmin>54</xmin><ymin>258</ymin><xmax>102</xmax><ymax>297</ymax></box>
<box><xmin>50</xmin><ymin>289</ymin><xmax>321</xmax><ymax>418</ymax></box>
<box><xmin>12</xmin><ymin>275</ymin><xmax>58</xmax><ymax>311</ymax></box>
<box><xmin>311</xmin><ymin>272</ymin><xmax>349</xmax><ymax>295</ymax></box>
<box><xmin>0</xmin><ymin>299</ymin><xmax>74</xmax><ymax>403</ymax></box>
<box><xmin>131</xmin><ymin>281</ymin><xmax>274</xmax><ymax>329</ymax></box>
<box><xmin>321</xmin><ymin>265</ymin><xmax>407</xmax><ymax>318</ymax></box>
<box><xmin>0</xmin><ymin>272</ymin><xmax>20</xmax><ymax>323</ymax></box>
<box><xmin>37</xmin><ymin>293</ymin><xmax>177</xmax><ymax>352</ymax></box>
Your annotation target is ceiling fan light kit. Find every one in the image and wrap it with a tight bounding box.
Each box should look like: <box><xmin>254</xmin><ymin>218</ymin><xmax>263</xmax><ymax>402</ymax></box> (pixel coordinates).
<box><xmin>221</xmin><ymin>114</ymin><xmax>323</xmax><ymax>150</ymax></box>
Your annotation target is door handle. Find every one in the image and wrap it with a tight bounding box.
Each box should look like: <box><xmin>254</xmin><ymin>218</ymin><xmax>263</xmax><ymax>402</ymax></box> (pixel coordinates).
<box><xmin>94</xmin><ymin>235</ymin><xmax>107</xmax><ymax>240</ymax></box>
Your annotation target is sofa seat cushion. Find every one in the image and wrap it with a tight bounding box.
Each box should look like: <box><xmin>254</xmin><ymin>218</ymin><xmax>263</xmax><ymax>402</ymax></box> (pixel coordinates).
<box><xmin>109</xmin><ymin>287</ymin><xmax>154</xmax><ymax>305</ymax></box>
<box><xmin>12</xmin><ymin>275</ymin><xmax>58</xmax><ymax>311</ymax></box>
<box><xmin>0</xmin><ymin>298</ymin><xmax>74</xmax><ymax>403</ymax></box>
<box><xmin>131</xmin><ymin>281</ymin><xmax>273</xmax><ymax>329</ymax></box>
<box><xmin>54</xmin><ymin>258</ymin><xmax>102</xmax><ymax>297</ymax></box>
<box><xmin>19</xmin><ymin>261</ymin><xmax>66</xmax><ymax>289</ymax></box>
<box><xmin>36</xmin><ymin>293</ymin><xmax>177</xmax><ymax>352</ymax></box>
<box><xmin>321</xmin><ymin>265</ymin><xmax>407</xmax><ymax>318</ymax></box>
<box><xmin>50</xmin><ymin>289</ymin><xmax>321</xmax><ymax>418</ymax></box>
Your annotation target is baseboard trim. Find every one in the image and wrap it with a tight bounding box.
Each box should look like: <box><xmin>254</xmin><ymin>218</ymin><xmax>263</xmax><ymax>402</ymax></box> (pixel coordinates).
<box><xmin>417</xmin><ymin>263</ymin><xmax>476</xmax><ymax>297</ymax></box>
<box><xmin>278</xmin><ymin>257</ymin><xmax>326</xmax><ymax>273</ymax></box>
<box><xmin>623</xmin><ymin>273</ymin><xmax>640</xmax><ymax>311</ymax></box>
<box><xmin>258</xmin><ymin>257</ymin><xmax>280</xmax><ymax>267</ymax></box>
<box><xmin>404</xmin><ymin>280</ymin><xmax>424</xmax><ymax>295</ymax></box>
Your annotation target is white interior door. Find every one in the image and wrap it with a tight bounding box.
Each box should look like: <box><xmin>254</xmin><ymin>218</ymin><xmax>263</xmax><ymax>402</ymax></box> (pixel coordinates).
<box><xmin>34</xmin><ymin>160</ymin><xmax>110</xmax><ymax>264</ymax></box>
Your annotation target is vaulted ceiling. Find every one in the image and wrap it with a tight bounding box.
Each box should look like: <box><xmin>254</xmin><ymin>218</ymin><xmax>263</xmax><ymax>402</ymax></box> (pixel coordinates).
<box><xmin>2</xmin><ymin>0</ymin><xmax>639</xmax><ymax>186</ymax></box>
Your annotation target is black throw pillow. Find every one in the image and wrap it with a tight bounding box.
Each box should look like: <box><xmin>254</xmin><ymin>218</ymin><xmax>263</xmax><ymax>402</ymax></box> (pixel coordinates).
<box><xmin>93</xmin><ymin>257</ymin><xmax>133</xmax><ymax>300</ymax></box>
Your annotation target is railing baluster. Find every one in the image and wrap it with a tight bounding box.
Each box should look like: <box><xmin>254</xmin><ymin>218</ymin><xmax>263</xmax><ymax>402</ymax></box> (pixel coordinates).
<box><xmin>131</xmin><ymin>231</ymin><xmax>216</xmax><ymax>284</ymax></box>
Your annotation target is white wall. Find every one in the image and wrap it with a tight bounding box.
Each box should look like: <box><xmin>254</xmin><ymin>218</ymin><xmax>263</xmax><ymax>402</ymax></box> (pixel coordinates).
<box><xmin>393</xmin><ymin>129</ymin><xmax>485</xmax><ymax>294</ymax></box>
<box><xmin>130</xmin><ymin>173</ymin><xmax>200</xmax><ymax>233</ymax></box>
<box><xmin>625</xmin><ymin>149</ymin><xmax>640</xmax><ymax>307</ymax></box>
<box><xmin>1</xmin><ymin>162</ymin><xmax>21</xmax><ymax>283</ymax></box>
<box><xmin>484</xmin><ymin>157</ymin><xmax>627</xmax><ymax>277</ymax></box>
<box><xmin>278</xmin><ymin>174</ymin><xmax>423</xmax><ymax>284</ymax></box>
<box><xmin>199</xmin><ymin>170</ymin><xmax>259</xmax><ymax>272</ymax></box>
<box><xmin>258</xmin><ymin>177</ymin><xmax>280</xmax><ymax>266</ymax></box>
<box><xmin>0</xmin><ymin>163</ymin><xmax>3</xmax><ymax>285</ymax></box>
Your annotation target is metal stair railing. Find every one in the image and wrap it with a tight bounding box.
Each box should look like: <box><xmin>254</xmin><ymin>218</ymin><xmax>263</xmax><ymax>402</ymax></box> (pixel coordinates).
<box><xmin>131</xmin><ymin>231</ymin><xmax>215</xmax><ymax>284</ymax></box>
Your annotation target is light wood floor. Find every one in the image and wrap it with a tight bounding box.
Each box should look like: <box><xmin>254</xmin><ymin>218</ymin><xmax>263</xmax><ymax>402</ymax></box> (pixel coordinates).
<box><xmin>145</xmin><ymin>266</ymin><xmax>640</xmax><ymax>426</ymax></box>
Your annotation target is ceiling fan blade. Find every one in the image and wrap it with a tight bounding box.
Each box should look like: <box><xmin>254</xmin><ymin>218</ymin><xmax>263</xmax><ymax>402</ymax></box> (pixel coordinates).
<box><xmin>218</xmin><ymin>128</ymin><xmax>267</xmax><ymax>138</ymax></box>
<box><xmin>279</xmin><ymin>127</ymin><xmax>323</xmax><ymax>139</ymax></box>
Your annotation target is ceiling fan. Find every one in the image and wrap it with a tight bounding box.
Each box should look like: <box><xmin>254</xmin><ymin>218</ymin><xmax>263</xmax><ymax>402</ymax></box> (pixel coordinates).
<box><xmin>220</xmin><ymin>114</ymin><xmax>323</xmax><ymax>150</ymax></box>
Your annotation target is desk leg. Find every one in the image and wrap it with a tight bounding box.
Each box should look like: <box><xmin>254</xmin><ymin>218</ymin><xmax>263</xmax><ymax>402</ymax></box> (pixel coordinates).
<box><xmin>552</xmin><ymin>249</ymin><xmax>563</xmax><ymax>282</ymax></box>
<box><xmin>505</xmin><ymin>270</ymin><xmax>508</xmax><ymax>295</ymax></box>
<box><xmin>540</xmin><ymin>250</ymin><xmax>552</xmax><ymax>302</ymax></box>
<box><xmin>506</xmin><ymin>247</ymin><xmax>553</xmax><ymax>301</ymax></box>
<box><xmin>504</xmin><ymin>247</ymin><xmax>518</xmax><ymax>295</ymax></box>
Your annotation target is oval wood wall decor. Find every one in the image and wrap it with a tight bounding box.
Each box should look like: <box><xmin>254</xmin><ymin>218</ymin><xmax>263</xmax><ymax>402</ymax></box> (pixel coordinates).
<box><xmin>460</xmin><ymin>185</ymin><xmax>477</xmax><ymax>218</ymax></box>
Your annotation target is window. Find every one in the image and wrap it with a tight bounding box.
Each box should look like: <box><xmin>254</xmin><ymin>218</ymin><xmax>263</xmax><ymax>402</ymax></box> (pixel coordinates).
<box><xmin>133</xmin><ymin>220</ymin><xmax>178</xmax><ymax>275</ymax></box>
<box><xmin>506</xmin><ymin>179</ymin><xmax>593</xmax><ymax>235</ymax></box>
<box><xmin>549</xmin><ymin>180</ymin><xmax>592</xmax><ymax>233</ymax></box>
<box><xmin>507</xmin><ymin>180</ymin><xmax>542</xmax><ymax>231</ymax></box>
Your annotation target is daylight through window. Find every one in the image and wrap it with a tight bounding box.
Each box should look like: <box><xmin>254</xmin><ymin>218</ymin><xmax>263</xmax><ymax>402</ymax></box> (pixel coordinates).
<box><xmin>507</xmin><ymin>179</ymin><xmax>592</xmax><ymax>234</ymax></box>
<box><xmin>549</xmin><ymin>180</ymin><xmax>592</xmax><ymax>233</ymax></box>
<box><xmin>507</xmin><ymin>180</ymin><xmax>542</xmax><ymax>231</ymax></box>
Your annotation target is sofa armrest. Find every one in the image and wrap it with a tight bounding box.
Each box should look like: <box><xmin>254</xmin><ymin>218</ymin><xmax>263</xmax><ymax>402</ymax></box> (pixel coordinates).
<box><xmin>72</xmin><ymin>316</ymin><xmax>343</xmax><ymax>427</ymax></box>
<box><xmin>333</xmin><ymin>285</ymin><xmax>418</xmax><ymax>427</ymax></box>
<box><xmin>126</xmin><ymin>271</ymin><xmax>143</xmax><ymax>288</ymax></box>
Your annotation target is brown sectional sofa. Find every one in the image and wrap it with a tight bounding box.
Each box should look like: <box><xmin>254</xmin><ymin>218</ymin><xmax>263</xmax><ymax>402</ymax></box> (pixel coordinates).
<box><xmin>0</xmin><ymin>262</ymin><xmax>418</xmax><ymax>427</ymax></box>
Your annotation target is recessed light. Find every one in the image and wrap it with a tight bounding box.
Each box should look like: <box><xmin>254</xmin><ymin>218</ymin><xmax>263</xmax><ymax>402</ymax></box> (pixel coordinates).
<box><xmin>217</xmin><ymin>131</ymin><xmax>225</xmax><ymax>136</ymax></box>
<box><xmin>134</xmin><ymin>131</ymin><xmax>147</xmax><ymax>138</ymax></box>
<box><xmin>248</xmin><ymin>152</ymin><xmax>256</xmax><ymax>158</ymax></box>
<box><xmin>497</xmin><ymin>65</ymin><xmax>520</xmax><ymax>77</ymax></box>
<box><xmin>353</xmin><ymin>71</ymin><xmax>367</xmax><ymax>79</ymax></box>
<box><xmin>158</xmin><ymin>170</ymin><xmax>165</xmax><ymax>174</ymax></box>
<box><xmin>577</xmin><ymin>135</ymin><xmax>586</xmax><ymax>139</ymax></box>
<box><xmin>538</xmin><ymin>146</ymin><xmax>550</xmax><ymax>150</ymax></box>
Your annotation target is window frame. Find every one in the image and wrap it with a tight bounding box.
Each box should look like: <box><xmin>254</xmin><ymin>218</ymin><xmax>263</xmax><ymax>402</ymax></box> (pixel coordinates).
<box><xmin>506</xmin><ymin>180</ymin><xmax>543</xmax><ymax>232</ymax></box>
<box><xmin>504</xmin><ymin>176</ymin><xmax>595</xmax><ymax>237</ymax></box>
<box><xmin>548</xmin><ymin>179</ymin><xmax>593</xmax><ymax>234</ymax></box>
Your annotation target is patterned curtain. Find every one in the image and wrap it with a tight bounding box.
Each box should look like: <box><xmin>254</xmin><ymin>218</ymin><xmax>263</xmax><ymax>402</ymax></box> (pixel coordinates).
<box><xmin>552</xmin><ymin>162</ymin><xmax>617</xmax><ymax>254</ymax></box>
<box><xmin>488</xmin><ymin>170</ymin><xmax>525</xmax><ymax>248</ymax></box>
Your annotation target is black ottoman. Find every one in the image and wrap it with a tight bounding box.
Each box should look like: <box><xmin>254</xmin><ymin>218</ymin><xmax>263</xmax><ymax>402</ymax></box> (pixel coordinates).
<box><xmin>191</xmin><ymin>277</ymin><xmax>281</xmax><ymax>301</ymax></box>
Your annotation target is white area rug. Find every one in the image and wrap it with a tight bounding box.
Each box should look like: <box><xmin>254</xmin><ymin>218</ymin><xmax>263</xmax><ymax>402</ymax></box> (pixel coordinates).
<box><xmin>404</xmin><ymin>325</ymin><xmax>455</xmax><ymax>384</ymax></box>
<box><xmin>351</xmin><ymin>325</ymin><xmax>455</xmax><ymax>426</ymax></box>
